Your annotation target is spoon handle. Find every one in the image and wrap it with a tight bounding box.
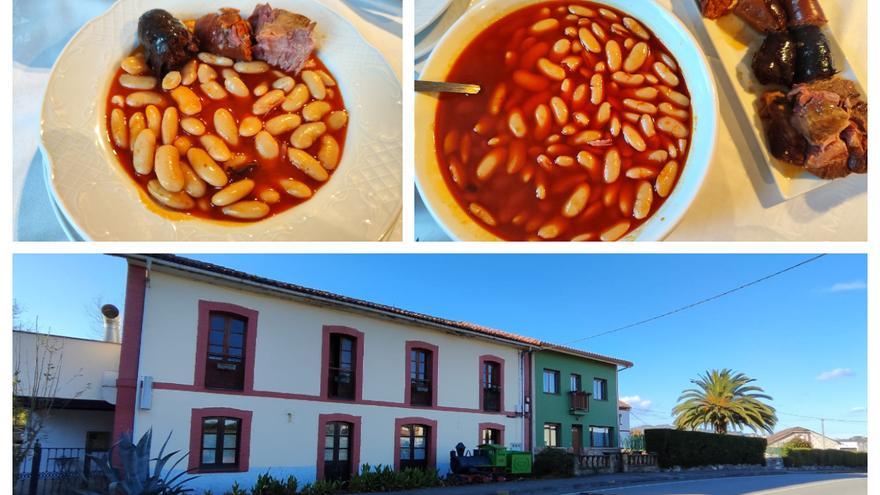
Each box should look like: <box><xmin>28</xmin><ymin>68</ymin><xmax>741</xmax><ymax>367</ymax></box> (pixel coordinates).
<box><xmin>415</xmin><ymin>80</ymin><xmax>481</xmax><ymax>94</ymax></box>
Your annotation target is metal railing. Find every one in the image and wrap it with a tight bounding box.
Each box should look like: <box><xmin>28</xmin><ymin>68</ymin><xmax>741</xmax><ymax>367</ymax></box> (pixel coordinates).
<box><xmin>14</xmin><ymin>442</ymin><xmax>108</xmax><ymax>495</ymax></box>
<box><xmin>569</xmin><ymin>391</ymin><xmax>590</xmax><ymax>412</ymax></box>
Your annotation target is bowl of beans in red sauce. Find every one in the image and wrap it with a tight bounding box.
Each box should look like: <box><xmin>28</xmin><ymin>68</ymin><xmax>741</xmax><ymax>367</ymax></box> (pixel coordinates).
<box><xmin>415</xmin><ymin>0</ymin><xmax>718</xmax><ymax>241</ymax></box>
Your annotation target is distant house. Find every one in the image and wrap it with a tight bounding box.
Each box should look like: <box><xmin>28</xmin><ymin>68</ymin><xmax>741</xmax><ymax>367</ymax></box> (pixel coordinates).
<box><xmin>767</xmin><ymin>427</ymin><xmax>842</xmax><ymax>450</ymax></box>
<box><xmin>837</xmin><ymin>436</ymin><xmax>867</xmax><ymax>452</ymax></box>
<box><xmin>618</xmin><ymin>401</ymin><xmax>631</xmax><ymax>448</ymax></box>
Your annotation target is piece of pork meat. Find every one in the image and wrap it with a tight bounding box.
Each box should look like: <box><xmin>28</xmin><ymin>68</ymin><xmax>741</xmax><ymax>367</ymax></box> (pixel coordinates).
<box><xmin>138</xmin><ymin>9</ymin><xmax>199</xmax><ymax>76</ymax></box>
<box><xmin>249</xmin><ymin>3</ymin><xmax>316</xmax><ymax>74</ymax></box>
<box><xmin>799</xmin><ymin>77</ymin><xmax>862</xmax><ymax>111</ymax></box>
<box><xmin>698</xmin><ymin>0</ymin><xmax>736</xmax><ymax>19</ymax></box>
<box><xmin>195</xmin><ymin>8</ymin><xmax>253</xmax><ymax>61</ymax></box>
<box><xmin>752</xmin><ymin>32</ymin><xmax>796</xmax><ymax>86</ymax></box>
<box><xmin>789</xmin><ymin>88</ymin><xmax>850</xmax><ymax>147</ymax></box>
<box><xmin>841</xmin><ymin>124</ymin><xmax>867</xmax><ymax>174</ymax></box>
<box><xmin>803</xmin><ymin>139</ymin><xmax>850</xmax><ymax>179</ymax></box>
<box><xmin>791</xmin><ymin>25</ymin><xmax>836</xmax><ymax>83</ymax></box>
<box><xmin>783</xmin><ymin>0</ymin><xmax>827</xmax><ymax>27</ymax></box>
<box><xmin>735</xmin><ymin>0</ymin><xmax>788</xmax><ymax>32</ymax></box>
<box><xmin>759</xmin><ymin>91</ymin><xmax>807</xmax><ymax>165</ymax></box>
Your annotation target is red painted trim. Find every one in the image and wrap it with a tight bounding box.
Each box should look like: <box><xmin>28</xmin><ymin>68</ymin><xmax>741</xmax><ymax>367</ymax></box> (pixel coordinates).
<box><xmin>478</xmin><ymin>354</ymin><xmax>505</xmax><ymax>413</ymax></box>
<box><xmin>319</xmin><ymin>325</ymin><xmax>365</xmax><ymax>402</ymax></box>
<box><xmin>403</xmin><ymin>341</ymin><xmax>439</xmax><ymax>407</ymax></box>
<box><xmin>393</xmin><ymin>417</ymin><xmax>438</xmax><ymax>471</ymax></box>
<box><xmin>188</xmin><ymin>407</ymin><xmax>253</xmax><ymax>473</ymax></box>
<box><xmin>523</xmin><ymin>351</ymin><xmax>532</xmax><ymax>452</ymax></box>
<box><xmin>112</xmin><ymin>264</ymin><xmax>148</xmax><ymax>459</ymax></box>
<box><xmin>151</xmin><ymin>382</ymin><xmax>518</xmax><ymax>416</ymax></box>
<box><xmin>315</xmin><ymin>413</ymin><xmax>362</xmax><ymax>481</ymax></box>
<box><xmin>477</xmin><ymin>422</ymin><xmax>506</xmax><ymax>446</ymax></box>
<box><xmin>194</xmin><ymin>300</ymin><xmax>259</xmax><ymax>392</ymax></box>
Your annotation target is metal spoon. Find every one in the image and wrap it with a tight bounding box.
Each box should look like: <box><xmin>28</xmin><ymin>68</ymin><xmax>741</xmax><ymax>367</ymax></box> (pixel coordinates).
<box><xmin>415</xmin><ymin>80</ymin><xmax>481</xmax><ymax>94</ymax></box>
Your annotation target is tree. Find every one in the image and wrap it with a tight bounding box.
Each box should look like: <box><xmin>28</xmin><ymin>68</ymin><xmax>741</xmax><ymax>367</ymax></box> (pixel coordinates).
<box><xmin>672</xmin><ymin>369</ymin><xmax>777</xmax><ymax>435</ymax></box>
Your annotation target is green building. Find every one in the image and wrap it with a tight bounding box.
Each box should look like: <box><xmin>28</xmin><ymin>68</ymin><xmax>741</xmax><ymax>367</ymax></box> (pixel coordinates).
<box><xmin>531</xmin><ymin>346</ymin><xmax>632</xmax><ymax>453</ymax></box>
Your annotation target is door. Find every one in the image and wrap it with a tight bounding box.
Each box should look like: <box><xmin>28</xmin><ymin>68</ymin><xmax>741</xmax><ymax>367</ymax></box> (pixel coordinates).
<box><xmin>399</xmin><ymin>424</ymin><xmax>430</xmax><ymax>470</ymax></box>
<box><xmin>571</xmin><ymin>425</ymin><xmax>583</xmax><ymax>454</ymax></box>
<box><xmin>323</xmin><ymin>421</ymin><xmax>353</xmax><ymax>481</ymax></box>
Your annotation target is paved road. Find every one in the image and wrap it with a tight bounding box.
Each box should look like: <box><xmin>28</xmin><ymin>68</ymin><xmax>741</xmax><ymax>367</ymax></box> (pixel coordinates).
<box><xmin>572</xmin><ymin>473</ymin><xmax>866</xmax><ymax>495</ymax></box>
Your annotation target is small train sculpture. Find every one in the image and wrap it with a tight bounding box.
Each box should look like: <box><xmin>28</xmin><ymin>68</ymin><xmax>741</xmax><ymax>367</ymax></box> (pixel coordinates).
<box><xmin>449</xmin><ymin>442</ymin><xmax>533</xmax><ymax>483</ymax></box>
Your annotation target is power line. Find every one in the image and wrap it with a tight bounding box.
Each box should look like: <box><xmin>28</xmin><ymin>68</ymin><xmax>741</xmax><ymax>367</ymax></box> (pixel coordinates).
<box><xmin>777</xmin><ymin>411</ymin><xmax>867</xmax><ymax>424</ymax></box>
<box><xmin>566</xmin><ymin>254</ymin><xmax>827</xmax><ymax>344</ymax></box>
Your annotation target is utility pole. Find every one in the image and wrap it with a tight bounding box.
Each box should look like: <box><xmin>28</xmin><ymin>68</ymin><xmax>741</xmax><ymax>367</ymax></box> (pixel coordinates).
<box><xmin>820</xmin><ymin>418</ymin><xmax>826</xmax><ymax>449</ymax></box>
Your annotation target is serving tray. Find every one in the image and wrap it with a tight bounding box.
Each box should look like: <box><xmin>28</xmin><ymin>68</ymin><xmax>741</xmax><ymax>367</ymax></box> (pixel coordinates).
<box><xmin>693</xmin><ymin>1</ymin><xmax>866</xmax><ymax>200</ymax></box>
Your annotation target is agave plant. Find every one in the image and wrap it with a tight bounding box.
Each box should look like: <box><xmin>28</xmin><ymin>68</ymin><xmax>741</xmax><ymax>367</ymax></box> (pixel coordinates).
<box><xmin>673</xmin><ymin>369</ymin><xmax>777</xmax><ymax>435</ymax></box>
<box><xmin>81</xmin><ymin>428</ymin><xmax>197</xmax><ymax>495</ymax></box>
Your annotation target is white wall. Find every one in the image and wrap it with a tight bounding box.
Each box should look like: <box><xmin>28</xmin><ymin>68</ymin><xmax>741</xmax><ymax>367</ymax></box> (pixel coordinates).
<box><xmin>13</xmin><ymin>331</ymin><xmax>119</xmax><ymax>402</ymax></box>
<box><xmin>133</xmin><ymin>269</ymin><xmax>528</xmax><ymax>491</ymax></box>
<box><xmin>36</xmin><ymin>409</ymin><xmax>114</xmax><ymax>449</ymax></box>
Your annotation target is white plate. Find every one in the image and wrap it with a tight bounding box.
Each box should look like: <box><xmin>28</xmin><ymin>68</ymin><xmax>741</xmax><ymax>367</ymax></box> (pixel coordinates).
<box><xmin>415</xmin><ymin>0</ymin><xmax>455</xmax><ymax>34</ymax></box>
<box><xmin>41</xmin><ymin>0</ymin><xmax>401</xmax><ymax>241</ymax></box>
<box><xmin>696</xmin><ymin>3</ymin><xmax>866</xmax><ymax>200</ymax></box>
<box><xmin>415</xmin><ymin>0</ymin><xmax>717</xmax><ymax>241</ymax></box>
<box><xmin>415</xmin><ymin>0</ymin><xmax>477</xmax><ymax>62</ymax></box>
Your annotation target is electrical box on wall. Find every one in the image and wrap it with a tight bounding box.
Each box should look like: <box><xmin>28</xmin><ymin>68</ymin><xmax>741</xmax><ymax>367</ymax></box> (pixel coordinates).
<box><xmin>139</xmin><ymin>376</ymin><xmax>153</xmax><ymax>410</ymax></box>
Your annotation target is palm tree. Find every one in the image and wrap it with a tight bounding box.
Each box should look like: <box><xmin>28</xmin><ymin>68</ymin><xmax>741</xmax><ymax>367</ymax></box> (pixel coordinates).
<box><xmin>672</xmin><ymin>369</ymin><xmax>777</xmax><ymax>435</ymax></box>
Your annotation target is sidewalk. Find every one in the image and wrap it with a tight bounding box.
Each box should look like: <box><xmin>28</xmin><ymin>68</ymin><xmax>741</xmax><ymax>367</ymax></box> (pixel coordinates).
<box><xmin>349</xmin><ymin>468</ymin><xmax>865</xmax><ymax>495</ymax></box>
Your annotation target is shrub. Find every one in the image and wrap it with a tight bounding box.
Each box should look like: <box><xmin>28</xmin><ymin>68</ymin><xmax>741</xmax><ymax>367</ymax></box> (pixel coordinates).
<box><xmin>783</xmin><ymin>449</ymin><xmax>867</xmax><ymax>468</ymax></box>
<box><xmin>644</xmin><ymin>429</ymin><xmax>766</xmax><ymax>468</ymax></box>
<box><xmin>533</xmin><ymin>448</ymin><xmax>575</xmax><ymax>478</ymax></box>
<box><xmin>346</xmin><ymin>464</ymin><xmax>442</xmax><ymax>492</ymax></box>
<box><xmin>780</xmin><ymin>438</ymin><xmax>812</xmax><ymax>457</ymax></box>
<box><xmin>298</xmin><ymin>480</ymin><xmax>344</xmax><ymax>495</ymax></box>
<box><xmin>251</xmin><ymin>472</ymin><xmax>299</xmax><ymax>495</ymax></box>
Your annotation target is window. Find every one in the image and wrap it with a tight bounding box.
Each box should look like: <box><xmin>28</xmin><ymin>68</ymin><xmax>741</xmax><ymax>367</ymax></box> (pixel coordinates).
<box><xmin>570</xmin><ymin>373</ymin><xmax>582</xmax><ymax>392</ymax></box>
<box><xmin>480</xmin><ymin>428</ymin><xmax>502</xmax><ymax>445</ymax></box>
<box><xmin>399</xmin><ymin>424</ymin><xmax>431</xmax><ymax>470</ymax></box>
<box><xmin>593</xmin><ymin>378</ymin><xmax>608</xmax><ymax>401</ymax></box>
<box><xmin>543</xmin><ymin>423</ymin><xmax>560</xmax><ymax>448</ymax></box>
<box><xmin>324</xmin><ymin>421</ymin><xmax>353</xmax><ymax>481</ymax></box>
<box><xmin>590</xmin><ymin>426</ymin><xmax>612</xmax><ymax>448</ymax></box>
<box><xmin>543</xmin><ymin>369</ymin><xmax>560</xmax><ymax>394</ymax></box>
<box><xmin>205</xmin><ymin>312</ymin><xmax>247</xmax><ymax>390</ymax></box>
<box><xmin>409</xmin><ymin>348</ymin><xmax>433</xmax><ymax>406</ymax></box>
<box><xmin>328</xmin><ymin>334</ymin><xmax>357</xmax><ymax>400</ymax></box>
<box><xmin>200</xmin><ymin>417</ymin><xmax>241</xmax><ymax>469</ymax></box>
<box><xmin>481</xmin><ymin>360</ymin><xmax>502</xmax><ymax>412</ymax></box>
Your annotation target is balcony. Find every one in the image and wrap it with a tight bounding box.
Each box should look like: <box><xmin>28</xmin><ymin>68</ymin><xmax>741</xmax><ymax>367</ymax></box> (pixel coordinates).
<box><xmin>569</xmin><ymin>391</ymin><xmax>590</xmax><ymax>414</ymax></box>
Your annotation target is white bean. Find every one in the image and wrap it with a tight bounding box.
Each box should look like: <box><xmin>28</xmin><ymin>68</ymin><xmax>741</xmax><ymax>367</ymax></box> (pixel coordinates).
<box><xmin>600</xmin><ymin>220</ymin><xmax>631</xmax><ymax>242</ymax></box>
<box><xmin>622</xmin><ymin>124</ymin><xmax>646</xmax><ymax>152</ymax></box>
<box><xmin>162</xmin><ymin>71</ymin><xmax>181</xmax><ymax>91</ymax></box>
<box><xmin>198</xmin><ymin>63</ymin><xmax>218</xmax><ymax>83</ymax></box>
<box><xmin>254</xmin><ymin>131</ymin><xmax>280</xmax><ymax>159</ymax></box>
<box><xmin>110</xmin><ymin>108</ymin><xmax>128</xmax><ymax>149</ymax></box>
<box><xmin>288</xmin><ymin>148</ymin><xmax>329</xmax><ymax>182</ymax></box>
<box><xmin>266</xmin><ymin>114</ymin><xmax>302</xmax><ymax>135</ymax></box>
<box><xmin>154</xmin><ymin>144</ymin><xmax>184</xmax><ymax>192</ymax></box>
<box><xmin>233</xmin><ymin>61</ymin><xmax>270</xmax><ymax>74</ymax></box>
<box><xmin>239</xmin><ymin>116</ymin><xmax>263</xmax><ymax>137</ymax></box>
<box><xmin>469</xmin><ymin>203</ymin><xmax>497</xmax><ymax>226</ymax></box>
<box><xmin>624</xmin><ymin>42</ymin><xmax>650</xmax><ymax>72</ymax></box>
<box><xmin>199</xmin><ymin>134</ymin><xmax>233</xmax><ymax>161</ymax></box>
<box><xmin>132</xmin><ymin>129</ymin><xmax>156</xmax><ymax>175</ymax></box>
<box><xmin>537</xmin><ymin>58</ymin><xmax>566</xmax><ymax>81</ymax></box>
<box><xmin>605</xmin><ymin>40</ymin><xmax>622</xmax><ymax>71</ymax></box>
<box><xmin>476</xmin><ymin>148</ymin><xmax>507</xmax><ymax>181</ymax></box>
<box><xmin>633</xmin><ymin>180</ymin><xmax>654</xmax><ymax>220</ymax></box>
<box><xmin>656</xmin><ymin>160</ymin><xmax>678</xmax><ymax>198</ymax></box>
<box><xmin>181</xmin><ymin>117</ymin><xmax>206</xmax><ymax>136</ymax></box>
<box><xmin>508</xmin><ymin>109</ymin><xmax>527</xmax><ymax>138</ymax></box>
<box><xmin>225</xmin><ymin>75</ymin><xmax>250</xmax><ymax>98</ymax></box>
<box><xmin>181</xmin><ymin>60</ymin><xmax>198</xmax><ymax>86</ymax></box>
<box><xmin>280</xmin><ymin>178</ymin><xmax>313</xmax><ymax>198</ymax></box>
<box><xmin>161</xmin><ymin>107</ymin><xmax>178</xmax><ymax>145</ymax></box>
<box><xmin>260</xmin><ymin>188</ymin><xmax>281</xmax><ymax>204</ymax></box>
<box><xmin>212</xmin><ymin>179</ymin><xmax>255</xmax><ymax>206</ymax></box>
<box><xmin>590</xmin><ymin>74</ymin><xmax>604</xmax><ymax>105</ymax></box>
<box><xmin>200</xmin><ymin>81</ymin><xmax>228</xmax><ymax>100</ymax></box>
<box><xmin>145</xmin><ymin>105</ymin><xmax>161</xmax><ymax>135</ymax></box>
<box><xmin>657</xmin><ymin>116</ymin><xmax>689</xmax><ymax>138</ymax></box>
<box><xmin>121</xmin><ymin>55</ymin><xmax>147</xmax><ymax>75</ymax></box>
<box><xmin>252</xmin><ymin>89</ymin><xmax>285</xmax><ymax>115</ymax></box>
<box><xmin>290</xmin><ymin>122</ymin><xmax>327</xmax><ymax>149</ymax></box>
<box><xmin>623</xmin><ymin>17</ymin><xmax>651</xmax><ymax>40</ymax></box>
<box><xmin>317</xmin><ymin>135</ymin><xmax>341</xmax><ymax>170</ymax></box>
<box><xmin>125</xmin><ymin>91</ymin><xmax>163</xmax><ymax>107</ymax></box>
<box><xmin>222</xmin><ymin>201</ymin><xmax>270</xmax><ymax>219</ymax></box>
<box><xmin>147</xmin><ymin>179</ymin><xmax>194</xmax><ymax>210</ymax></box>
<box><xmin>303</xmin><ymin>101</ymin><xmax>332</xmax><ymax>122</ymax></box>
<box><xmin>180</xmin><ymin>161</ymin><xmax>207</xmax><ymax>198</ymax></box>
<box><xmin>119</xmin><ymin>74</ymin><xmax>157</xmax><ymax>90</ymax></box>
<box><xmin>301</xmin><ymin>70</ymin><xmax>326</xmax><ymax>100</ymax></box>
<box><xmin>563</xmin><ymin>184</ymin><xmax>591</xmax><ymax>218</ymax></box>
<box><xmin>129</xmin><ymin>111</ymin><xmax>146</xmax><ymax>143</ymax></box>
<box><xmin>653</xmin><ymin>62</ymin><xmax>680</xmax><ymax>87</ymax></box>
<box><xmin>198</xmin><ymin>52</ymin><xmax>233</xmax><ymax>66</ymax></box>
<box><xmin>578</xmin><ymin>27</ymin><xmax>601</xmax><ymax>53</ymax></box>
<box><xmin>604</xmin><ymin>149</ymin><xmax>621</xmax><ymax>183</ymax></box>
<box><xmin>186</xmin><ymin>147</ymin><xmax>228</xmax><ymax>187</ymax></box>
<box><xmin>272</xmin><ymin>76</ymin><xmax>295</xmax><ymax>93</ymax></box>
<box><xmin>170</xmin><ymin>86</ymin><xmax>202</xmax><ymax>116</ymax></box>
<box><xmin>324</xmin><ymin>110</ymin><xmax>348</xmax><ymax>131</ymax></box>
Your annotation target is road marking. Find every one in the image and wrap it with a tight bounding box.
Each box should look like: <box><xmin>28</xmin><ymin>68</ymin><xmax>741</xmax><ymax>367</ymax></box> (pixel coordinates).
<box><xmin>558</xmin><ymin>473</ymin><xmax>864</xmax><ymax>494</ymax></box>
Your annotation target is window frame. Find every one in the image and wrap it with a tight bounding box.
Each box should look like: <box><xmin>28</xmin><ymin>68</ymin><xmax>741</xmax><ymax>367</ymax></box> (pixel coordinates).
<box><xmin>570</xmin><ymin>373</ymin><xmax>582</xmax><ymax>392</ymax></box>
<box><xmin>543</xmin><ymin>369</ymin><xmax>560</xmax><ymax>394</ymax></box>
<box><xmin>543</xmin><ymin>423</ymin><xmax>561</xmax><ymax>448</ymax></box>
<box><xmin>316</xmin><ymin>413</ymin><xmax>362</xmax><ymax>481</ymax></box>
<box><xmin>321</xmin><ymin>326</ymin><xmax>365</xmax><ymax>402</ymax></box>
<box><xmin>393</xmin><ymin>417</ymin><xmax>437</xmax><ymax>471</ymax></box>
<box><xmin>593</xmin><ymin>377</ymin><xmax>608</xmax><ymax>401</ymax></box>
<box><xmin>590</xmin><ymin>425</ymin><xmax>613</xmax><ymax>448</ymax></box>
<box><xmin>198</xmin><ymin>416</ymin><xmax>241</xmax><ymax>470</ymax></box>
<box><xmin>188</xmin><ymin>407</ymin><xmax>252</xmax><ymax>473</ymax></box>
<box><xmin>194</xmin><ymin>301</ymin><xmax>259</xmax><ymax>393</ymax></box>
<box><xmin>477</xmin><ymin>422</ymin><xmax>506</xmax><ymax>446</ymax></box>
<box><xmin>404</xmin><ymin>341</ymin><xmax>439</xmax><ymax>408</ymax></box>
<box><xmin>479</xmin><ymin>355</ymin><xmax>505</xmax><ymax>413</ymax></box>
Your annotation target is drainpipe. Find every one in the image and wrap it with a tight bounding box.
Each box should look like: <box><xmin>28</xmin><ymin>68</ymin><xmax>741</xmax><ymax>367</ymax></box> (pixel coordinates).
<box><xmin>616</xmin><ymin>364</ymin><xmax>631</xmax><ymax>449</ymax></box>
<box><xmin>101</xmin><ymin>304</ymin><xmax>121</xmax><ymax>343</ymax></box>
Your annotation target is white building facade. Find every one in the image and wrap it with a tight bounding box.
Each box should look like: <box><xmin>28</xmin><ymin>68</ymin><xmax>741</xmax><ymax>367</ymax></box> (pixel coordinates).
<box><xmin>117</xmin><ymin>256</ymin><xmax>537</xmax><ymax>491</ymax></box>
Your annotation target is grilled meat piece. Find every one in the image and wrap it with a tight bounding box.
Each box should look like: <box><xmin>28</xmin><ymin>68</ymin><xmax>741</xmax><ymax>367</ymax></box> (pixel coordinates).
<box><xmin>842</xmin><ymin>124</ymin><xmax>867</xmax><ymax>174</ymax></box>
<box><xmin>759</xmin><ymin>91</ymin><xmax>807</xmax><ymax>165</ymax></box>
<box><xmin>792</xmin><ymin>25</ymin><xmax>835</xmax><ymax>83</ymax></box>
<box><xmin>249</xmin><ymin>3</ymin><xmax>316</xmax><ymax>74</ymax></box>
<box><xmin>698</xmin><ymin>0</ymin><xmax>736</xmax><ymax>19</ymax></box>
<box><xmin>735</xmin><ymin>0</ymin><xmax>788</xmax><ymax>32</ymax></box>
<box><xmin>783</xmin><ymin>0</ymin><xmax>827</xmax><ymax>27</ymax></box>
<box><xmin>800</xmin><ymin>77</ymin><xmax>862</xmax><ymax>111</ymax></box>
<box><xmin>138</xmin><ymin>9</ymin><xmax>199</xmax><ymax>76</ymax></box>
<box><xmin>195</xmin><ymin>8</ymin><xmax>253</xmax><ymax>61</ymax></box>
<box><xmin>752</xmin><ymin>32</ymin><xmax>796</xmax><ymax>86</ymax></box>
<box><xmin>789</xmin><ymin>87</ymin><xmax>850</xmax><ymax>147</ymax></box>
<box><xmin>804</xmin><ymin>139</ymin><xmax>850</xmax><ymax>179</ymax></box>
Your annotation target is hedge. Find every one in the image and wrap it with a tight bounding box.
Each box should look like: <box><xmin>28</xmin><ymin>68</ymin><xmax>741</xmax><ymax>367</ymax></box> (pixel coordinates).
<box><xmin>644</xmin><ymin>429</ymin><xmax>766</xmax><ymax>468</ymax></box>
<box><xmin>533</xmin><ymin>448</ymin><xmax>576</xmax><ymax>477</ymax></box>
<box><xmin>783</xmin><ymin>449</ymin><xmax>867</xmax><ymax>468</ymax></box>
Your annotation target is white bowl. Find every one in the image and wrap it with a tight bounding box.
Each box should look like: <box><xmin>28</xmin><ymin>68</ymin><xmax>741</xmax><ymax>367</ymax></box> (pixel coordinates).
<box><xmin>41</xmin><ymin>0</ymin><xmax>401</xmax><ymax>241</ymax></box>
<box><xmin>414</xmin><ymin>0</ymin><xmax>718</xmax><ymax>241</ymax></box>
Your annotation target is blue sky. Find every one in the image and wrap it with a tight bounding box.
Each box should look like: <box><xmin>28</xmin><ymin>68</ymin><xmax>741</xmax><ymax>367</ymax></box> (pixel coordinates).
<box><xmin>12</xmin><ymin>254</ymin><xmax>867</xmax><ymax>438</ymax></box>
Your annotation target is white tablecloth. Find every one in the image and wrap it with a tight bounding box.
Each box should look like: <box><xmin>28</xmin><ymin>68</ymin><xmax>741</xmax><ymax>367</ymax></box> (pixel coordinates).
<box><xmin>414</xmin><ymin>0</ymin><xmax>867</xmax><ymax>241</ymax></box>
<box><xmin>12</xmin><ymin>0</ymin><xmax>402</xmax><ymax>241</ymax></box>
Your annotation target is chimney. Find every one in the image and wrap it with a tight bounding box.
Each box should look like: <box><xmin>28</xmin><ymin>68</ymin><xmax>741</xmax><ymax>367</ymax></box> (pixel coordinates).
<box><xmin>101</xmin><ymin>304</ymin><xmax>121</xmax><ymax>343</ymax></box>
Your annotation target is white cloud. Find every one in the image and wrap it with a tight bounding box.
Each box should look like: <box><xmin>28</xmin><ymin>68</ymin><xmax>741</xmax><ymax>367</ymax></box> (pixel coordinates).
<box><xmin>621</xmin><ymin>395</ymin><xmax>653</xmax><ymax>409</ymax></box>
<box><xmin>827</xmin><ymin>281</ymin><xmax>867</xmax><ymax>292</ymax></box>
<box><xmin>817</xmin><ymin>368</ymin><xmax>855</xmax><ymax>381</ymax></box>
<box><xmin>849</xmin><ymin>407</ymin><xmax>867</xmax><ymax>413</ymax></box>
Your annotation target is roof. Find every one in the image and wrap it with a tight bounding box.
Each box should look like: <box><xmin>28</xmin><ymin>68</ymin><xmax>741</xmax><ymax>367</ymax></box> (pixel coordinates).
<box><xmin>618</xmin><ymin>400</ymin><xmax>631</xmax><ymax>410</ymax></box>
<box><xmin>767</xmin><ymin>427</ymin><xmax>821</xmax><ymax>445</ymax></box>
<box><xmin>122</xmin><ymin>254</ymin><xmax>632</xmax><ymax>367</ymax></box>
